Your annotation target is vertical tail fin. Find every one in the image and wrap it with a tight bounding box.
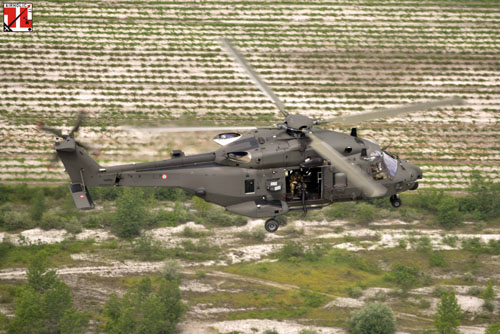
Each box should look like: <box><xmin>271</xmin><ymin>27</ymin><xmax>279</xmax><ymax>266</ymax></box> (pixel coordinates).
<box><xmin>55</xmin><ymin>137</ymin><xmax>101</xmax><ymax>209</ymax></box>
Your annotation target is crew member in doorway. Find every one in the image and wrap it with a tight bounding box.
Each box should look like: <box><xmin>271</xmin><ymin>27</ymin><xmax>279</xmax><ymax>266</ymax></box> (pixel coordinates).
<box><xmin>290</xmin><ymin>170</ymin><xmax>307</xmax><ymax>199</ymax></box>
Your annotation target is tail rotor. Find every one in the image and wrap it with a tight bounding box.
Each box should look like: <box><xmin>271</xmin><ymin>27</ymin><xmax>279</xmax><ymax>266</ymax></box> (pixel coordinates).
<box><xmin>36</xmin><ymin>110</ymin><xmax>101</xmax><ymax>168</ymax></box>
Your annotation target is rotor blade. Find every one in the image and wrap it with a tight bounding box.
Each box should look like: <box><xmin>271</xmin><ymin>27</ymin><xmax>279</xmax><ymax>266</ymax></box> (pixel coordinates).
<box><xmin>307</xmin><ymin>132</ymin><xmax>387</xmax><ymax>198</ymax></box>
<box><xmin>39</xmin><ymin>125</ymin><xmax>64</xmax><ymax>138</ymax></box>
<box><xmin>69</xmin><ymin>111</ymin><xmax>86</xmax><ymax>137</ymax></box>
<box><xmin>219</xmin><ymin>38</ymin><xmax>288</xmax><ymax>117</ymax></box>
<box><xmin>120</xmin><ymin>126</ymin><xmax>257</xmax><ymax>134</ymax></box>
<box><xmin>318</xmin><ymin>96</ymin><xmax>465</xmax><ymax>125</ymax></box>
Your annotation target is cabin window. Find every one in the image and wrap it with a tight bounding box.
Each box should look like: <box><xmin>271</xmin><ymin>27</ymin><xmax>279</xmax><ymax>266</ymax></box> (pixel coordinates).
<box><xmin>245</xmin><ymin>179</ymin><xmax>255</xmax><ymax>194</ymax></box>
<box><xmin>228</xmin><ymin>151</ymin><xmax>251</xmax><ymax>163</ymax></box>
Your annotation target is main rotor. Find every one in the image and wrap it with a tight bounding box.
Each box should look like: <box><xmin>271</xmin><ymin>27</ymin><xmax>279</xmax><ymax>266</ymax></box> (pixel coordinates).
<box><xmin>219</xmin><ymin>38</ymin><xmax>465</xmax><ymax>198</ymax></box>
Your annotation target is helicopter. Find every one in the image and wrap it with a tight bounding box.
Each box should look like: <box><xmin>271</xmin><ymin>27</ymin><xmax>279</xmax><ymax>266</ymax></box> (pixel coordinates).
<box><xmin>41</xmin><ymin>38</ymin><xmax>464</xmax><ymax>233</ymax></box>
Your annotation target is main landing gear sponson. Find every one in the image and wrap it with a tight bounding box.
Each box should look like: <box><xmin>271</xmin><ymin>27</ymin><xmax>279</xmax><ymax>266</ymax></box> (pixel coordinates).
<box><xmin>390</xmin><ymin>194</ymin><xmax>402</xmax><ymax>208</ymax></box>
<box><xmin>265</xmin><ymin>218</ymin><xmax>279</xmax><ymax>233</ymax></box>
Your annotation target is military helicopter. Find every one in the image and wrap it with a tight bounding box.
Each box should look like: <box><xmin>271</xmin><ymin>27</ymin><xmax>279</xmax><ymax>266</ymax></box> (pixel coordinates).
<box><xmin>41</xmin><ymin>39</ymin><xmax>464</xmax><ymax>232</ymax></box>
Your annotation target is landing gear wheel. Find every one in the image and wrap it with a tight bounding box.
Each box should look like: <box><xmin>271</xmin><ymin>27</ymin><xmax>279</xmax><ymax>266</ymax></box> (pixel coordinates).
<box><xmin>265</xmin><ymin>218</ymin><xmax>279</xmax><ymax>233</ymax></box>
<box><xmin>390</xmin><ymin>195</ymin><xmax>402</xmax><ymax>208</ymax></box>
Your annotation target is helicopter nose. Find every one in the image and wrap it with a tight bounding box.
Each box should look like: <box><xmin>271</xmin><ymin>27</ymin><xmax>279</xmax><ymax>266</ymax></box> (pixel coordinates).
<box><xmin>413</xmin><ymin>165</ymin><xmax>423</xmax><ymax>180</ymax></box>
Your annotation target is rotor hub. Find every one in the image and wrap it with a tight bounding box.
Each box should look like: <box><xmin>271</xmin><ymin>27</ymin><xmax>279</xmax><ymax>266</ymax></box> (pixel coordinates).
<box><xmin>284</xmin><ymin>114</ymin><xmax>314</xmax><ymax>131</ymax></box>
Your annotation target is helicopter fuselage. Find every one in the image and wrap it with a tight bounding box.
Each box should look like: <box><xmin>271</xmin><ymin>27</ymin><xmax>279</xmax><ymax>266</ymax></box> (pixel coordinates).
<box><xmin>57</xmin><ymin>127</ymin><xmax>422</xmax><ymax>219</ymax></box>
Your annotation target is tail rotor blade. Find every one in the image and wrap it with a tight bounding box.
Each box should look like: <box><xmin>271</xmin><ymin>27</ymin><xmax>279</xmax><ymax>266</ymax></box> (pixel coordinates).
<box><xmin>307</xmin><ymin>132</ymin><xmax>386</xmax><ymax>198</ymax></box>
<box><xmin>39</xmin><ymin>125</ymin><xmax>64</xmax><ymax>138</ymax></box>
<box><xmin>69</xmin><ymin>110</ymin><xmax>86</xmax><ymax>137</ymax></box>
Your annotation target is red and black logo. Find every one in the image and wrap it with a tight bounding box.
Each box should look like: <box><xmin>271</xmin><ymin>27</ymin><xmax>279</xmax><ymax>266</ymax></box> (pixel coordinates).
<box><xmin>4</xmin><ymin>3</ymin><xmax>32</xmax><ymax>32</ymax></box>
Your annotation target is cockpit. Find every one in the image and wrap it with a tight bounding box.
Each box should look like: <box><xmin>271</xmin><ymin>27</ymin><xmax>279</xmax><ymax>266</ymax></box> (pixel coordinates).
<box><xmin>364</xmin><ymin>150</ymin><xmax>398</xmax><ymax>180</ymax></box>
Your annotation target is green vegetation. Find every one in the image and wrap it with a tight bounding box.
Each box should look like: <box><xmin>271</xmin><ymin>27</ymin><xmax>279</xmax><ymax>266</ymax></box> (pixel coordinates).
<box><xmin>480</xmin><ymin>281</ymin><xmax>496</xmax><ymax>301</ymax></box>
<box><xmin>384</xmin><ymin>264</ymin><xmax>422</xmax><ymax>291</ymax></box>
<box><xmin>7</xmin><ymin>253</ymin><xmax>89</xmax><ymax>334</ymax></box>
<box><xmin>459</xmin><ymin>172</ymin><xmax>500</xmax><ymax>221</ymax></box>
<box><xmin>113</xmin><ymin>188</ymin><xmax>149</xmax><ymax>238</ymax></box>
<box><xmin>348</xmin><ymin>303</ymin><xmax>395</xmax><ymax>334</ymax></box>
<box><xmin>486</xmin><ymin>323</ymin><xmax>500</xmax><ymax>334</ymax></box>
<box><xmin>226</xmin><ymin>248</ymin><xmax>383</xmax><ymax>295</ymax></box>
<box><xmin>102</xmin><ymin>276</ymin><xmax>183</xmax><ymax>334</ymax></box>
<box><xmin>29</xmin><ymin>190</ymin><xmax>46</xmax><ymax>222</ymax></box>
<box><xmin>434</xmin><ymin>290</ymin><xmax>461</xmax><ymax>334</ymax></box>
<box><xmin>0</xmin><ymin>239</ymin><xmax>95</xmax><ymax>269</ymax></box>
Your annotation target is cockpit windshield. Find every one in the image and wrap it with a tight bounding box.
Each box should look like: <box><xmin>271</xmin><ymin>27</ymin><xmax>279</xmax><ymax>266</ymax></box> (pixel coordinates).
<box><xmin>382</xmin><ymin>151</ymin><xmax>398</xmax><ymax>177</ymax></box>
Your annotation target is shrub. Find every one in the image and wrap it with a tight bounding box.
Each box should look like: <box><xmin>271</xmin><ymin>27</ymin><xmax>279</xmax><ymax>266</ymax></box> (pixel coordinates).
<box><xmin>348</xmin><ymin>303</ymin><xmax>395</xmax><ymax>334</ymax></box>
<box><xmin>263</xmin><ymin>329</ymin><xmax>279</xmax><ymax>334</ymax></box>
<box><xmin>480</xmin><ymin>281</ymin><xmax>496</xmax><ymax>301</ymax></box>
<box><xmin>192</xmin><ymin>196</ymin><xmax>211</xmax><ymax>217</ymax></box>
<box><xmin>154</xmin><ymin>188</ymin><xmax>189</xmax><ymax>202</ymax></box>
<box><xmin>437</xmin><ymin>196</ymin><xmax>462</xmax><ymax>229</ymax></box>
<box><xmin>330</xmin><ymin>249</ymin><xmax>379</xmax><ymax>273</ymax></box>
<box><xmin>415</xmin><ymin>191</ymin><xmax>444</xmax><ymax>212</ymax></box>
<box><xmin>180</xmin><ymin>226</ymin><xmax>206</xmax><ymax>238</ymax></box>
<box><xmin>203</xmin><ymin>207</ymin><xmax>247</xmax><ymax>227</ymax></box>
<box><xmin>132</xmin><ymin>234</ymin><xmax>166</xmax><ymax>261</ymax></box>
<box><xmin>3</xmin><ymin>211</ymin><xmax>33</xmax><ymax>231</ymax></box>
<box><xmin>467</xmin><ymin>286</ymin><xmax>481</xmax><ymax>296</ymax></box>
<box><xmin>398</xmin><ymin>239</ymin><xmax>408</xmax><ymax>249</ymax></box>
<box><xmin>29</xmin><ymin>190</ymin><xmax>46</xmax><ymax>222</ymax></box>
<box><xmin>429</xmin><ymin>251</ymin><xmax>447</xmax><ymax>267</ymax></box>
<box><xmin>64</xmin><ymin>217</ymin><xmax>83</xmax><ymax>234</ymax></box>
<box><xmin>299</xmin><ymin>287</ymin><xmax>326</xmax><ymax>307</ymax></box>
<box><xmin>486</xmin><ymin>322</ymin><xmax>500</xmax><ymax>334</ymax></box>
<box><xmin>461</xmin><ymin>237</ymin><xmax>484</xmax><ymax>253</ymax></box>
<box><xmin>163</xmin><ymin>259</ymin><xmax>181</xmax><ymax>281</ymax></box>
<box><xmin>102</xmin><ymin>277</ymin><xmax>184</xmax><ymax>334</ymax></box>
<box><xmin>355</xmin><ymin>203</ymin><xmax>376</xmax><ymax>224</ymax></box>
<box><xmin>7</xmin><ymin>252</ymin><xmax>88</xmax><ymax>334</ymax></box>
<box><xmin>299</xmin><ymin>329</ymin><xmax>319</xmax><ymax>334</ymax></box>
<box><xmin>347</xmin><ymin>286</ymin><xmax>363</xmax><ymax>298</ymax></box>
<box><xmin>326</xmin><ymin>203</ymin><xmax>350</xmax><ymax>220</ymax></box>
<box><xmin>153</xmin><ymin>209</ymin><xmax>178</xmax><ymax>227</ymax></box>
<box><xmin>434</xmin><ymin>290</ymin><xmax>461</xmax><ymax>334</ymax></box>
<box><xmin>459</xmin><ymin>172</ymin><xmax>500</xmax><ymax>221</ymax></box>
<box><xmin>89</xmin><ymin>187</ymin><xmax>121</xmax><ymax>201</ymax></box>
<box><xmin>304</xmin><ymin>244</ymin><xmax>329</xmax><ymax>262</ymax></box>
<box><xmin>277</xmin><ymin>241</ymin><xmax>304</xmax><ymax>261</ymax></box>
<box><xmin>384</xmin><ymin>264</ymin><xmax>420</xmax><ymax>291</ymax></box>
<box><xmin>442</xmin><ymin>235</ymin><xmax>459</xmax><ymax>248</ymax></box>
<box><xmin>238</xmin><ymin>228</ymin><xmax>266</xmax><ymax>242</ymax></box>
<box><xmin>113</xmin><ymin>188</ymin><xmax>149</xmax><ymax>238</ymax></box>
<box><xmin>415</xmin><ymin>236</ymin><xmax>432</xmax><ymax>252</ymax></box>
<box><xmin>40</xmin><ymin>210</ymin><xmax>65</xmax><ymax>230</ymax></box>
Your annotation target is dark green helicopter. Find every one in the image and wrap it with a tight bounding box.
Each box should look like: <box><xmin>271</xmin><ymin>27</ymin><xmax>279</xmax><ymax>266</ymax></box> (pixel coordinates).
<box><xmin>41</xmin><ymin>39</ymin><xmax>464</xmax><ymax>232</ymax></box>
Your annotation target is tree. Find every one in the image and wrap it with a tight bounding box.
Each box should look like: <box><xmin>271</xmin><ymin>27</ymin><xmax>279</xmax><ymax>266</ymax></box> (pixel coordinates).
<box><xmin>8</xmin><ymin>252</ymin><xmax>88</xmax><ymax>334</ymax></box>
<box><xmin>113</xmin><ymin>188</ymin><xmax>149</xmax><ymax>238</ymax></box>
<box><xmin>348</xmin><ymin>303</ymin><xmax>396</xmax><ymax>334</ymax></box>
<box><xmin>437</xmin><ymin>196</ymin><xmax>462</xmax><ymax>229</ymax></box>
<box><xmin>434</xmin><ymin>290</ymin><xmax>461</xmax><ymax>334</ymax></box>
<box><xmin>192</xmin><ymin>196</ymin><xmax>211</xmax><ymax>217</ymax></box>
<box><xmin>103</xmin><ymin>277</ymin><xmax>184</xmax><ymax>334</ymax></box>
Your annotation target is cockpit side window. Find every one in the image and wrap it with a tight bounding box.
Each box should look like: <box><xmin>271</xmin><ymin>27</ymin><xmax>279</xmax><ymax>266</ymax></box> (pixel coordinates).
<box><xmin>382</xmin><ymin>152</ymin><xmax>398</xmax><ymax>177</ymax></box>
